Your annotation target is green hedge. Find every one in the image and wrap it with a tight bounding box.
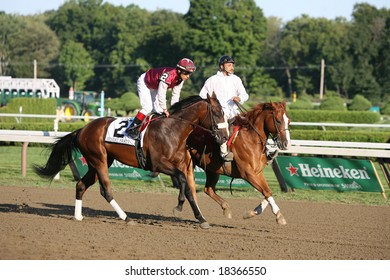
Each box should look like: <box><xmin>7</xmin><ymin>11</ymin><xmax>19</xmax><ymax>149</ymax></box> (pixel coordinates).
<box><xmin>0</xmin><ymin>98</ymin><xmax>57</xmax><ymax>123</ymax></box>
<box><xmin>0</xmin><ymin>122</ymin><xmax>86</xmax><ymax>131</ymax></box>
<box><xmin>289</xmin><ymin>110</ymin><xmax>380</xmax><ymax>123</ymax></box>
<box><xmin>291</xmin><ymin>130</ymin><xmax>389</xmax><ymax>142</ymax></box>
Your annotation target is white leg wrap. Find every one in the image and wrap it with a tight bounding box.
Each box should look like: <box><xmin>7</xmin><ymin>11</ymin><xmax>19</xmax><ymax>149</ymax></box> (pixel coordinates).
<box><xmin>261</xmin><ymin>199</ymin><xmax>269</xmax><ymax>211</ymax></box>
<box><xmin>110</xmin><ymin>199</ymin><xmax>127</xmax><ymax>220</ymax></box>
<box><xmin>267</xmin><ymin>196</ymin><xmax>280</xmax><ymax>215</ymax></box>
<box><xmin>254</xmin><ymin>198</ymin><xmax>269</xmax><ymax>215</ymax></box>
<box><xmin>74</xmin><ymin>199</ymin><xmax>83</xmax><ymax>221</ymax></box>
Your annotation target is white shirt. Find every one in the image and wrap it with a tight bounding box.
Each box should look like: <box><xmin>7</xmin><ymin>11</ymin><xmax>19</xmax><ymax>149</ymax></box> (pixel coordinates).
<box><xmin>199</xmin><ymin>71</ymin><xmax>249</xmax><ymax>119</ymax></box>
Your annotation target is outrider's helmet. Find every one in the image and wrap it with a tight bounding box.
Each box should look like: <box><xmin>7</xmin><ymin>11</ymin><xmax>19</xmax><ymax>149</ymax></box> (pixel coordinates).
<box><xmin>177</xmin><ymin>58</ymin><xmax>196</xmax><ymax>73</ymax></box>
<box><xmin>218</xmin><ymin>55</ymin><xmax>235</xmax><ymax>68</ymax></box>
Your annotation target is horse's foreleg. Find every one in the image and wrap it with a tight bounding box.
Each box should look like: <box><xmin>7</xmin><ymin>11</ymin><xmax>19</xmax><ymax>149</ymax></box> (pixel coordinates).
<box><xmin>174</xmin><ymin>169</ymin><xmax>209</xmax><ymax>229</ymax></box>
<box><xmin>204</xmin><ymin>171</ymin><xmax>232</xmax><ymax>219</ymax></box>
<box><xmin>96</xmin><ymin>167</ymin><xmax>127</xmax><ymax>221</ymax></box>
<box><xmin>172</xmin><ymin>175</ymin><xmax>185</xmax><ymax>213</ymax></box>
<box><xmin>183</xmin><ymin>181</ymin><xmax>210</xmax><ymax>229</ymax></box>
<box><xmin>243</xmin><ymin>172</ymin><xmax>286</xmax><ymax>225</ymax></box>
<box><xmin>267</xmin><ymin>196</ymin><xmax>286</xmax><ymax>225</ymax></box>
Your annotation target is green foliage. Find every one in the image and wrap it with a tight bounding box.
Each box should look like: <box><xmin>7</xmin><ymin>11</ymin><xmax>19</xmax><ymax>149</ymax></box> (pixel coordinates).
<box><xmin>0</xmin><ymin>14</ymin><xmax>59</xmax><ymax>77</ymax></box>
<box><xmin>381</xmin><ymin>101</ymin><xmax>390</xmax><ymax>115</ymax></box>
<box><xmin>120</xmin><ymin>92</ymin><xmax>141</xmax><ymax>115</ymax></box>
<box><xmin>289</xmin><ymin>99</ymin><xmax>313</xmax><ymax>110</ymax></box>
<box><xmin>319</xmin><ymin>94</ymin><xmax>346</xmax><ymax>111</ymax></box>
<box><xmin>184</xmin><ymin>0</ymin><xmax>267</xmax><ymax>93</ymax></box>
<box><xmin>0</xmin><ymin>98</ymin><xmax>57</xmax><ymax>123</ymax></box>
<box><xmin>348</xmin><ymin>94</ymin><xmax>372</xmax><ymax>111</ymax></box>
<box><xmin>289</xmin><ymin>93</ymin><xmax>313</xmax><ymax>110</ymax></box>
<box><xmin>59</xmin><ymin>41</ymin><xmax>95</xmax><ymax>90</ymax></box>
<box><xmin>291</xmin><ymin>129</ymin><xmax>389</xmax><ymax>142</ymax></box>
<box><xmin>289</xmin><ymin>110</ymin><xmax>380</xmax><ymax>123</ymax></box>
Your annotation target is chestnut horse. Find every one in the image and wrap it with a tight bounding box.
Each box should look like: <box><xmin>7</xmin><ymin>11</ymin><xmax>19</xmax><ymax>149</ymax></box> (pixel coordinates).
<box><xmin>174</xmin><ymin>101</ymin><xmax>291</xmax><ymax>225</ymax></box>
<box><xmin>33</xmin><ymin>94</ymin><xmax>228</xmax><ymax>228</ymax></box>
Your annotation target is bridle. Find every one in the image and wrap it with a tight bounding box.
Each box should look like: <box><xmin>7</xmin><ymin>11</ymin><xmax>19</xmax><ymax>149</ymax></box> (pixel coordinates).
<box><xmin>234</xmin><ymin>101</ymin><xmax>289</xmax><ymax>149</ymax></box>
<box><xmin>169</xmin><ymin>99</ymin><xmax>228</xmax><ymax>145</ymax></box>
<box><xmin>200</xmin><ymin>102</ymin><xmax>228</xmax><ymax>145</ymax></box>
<box><xmin>269</xmin><ymin>110</ymin><xmax>289</xmax><ymax>149</ymax></box>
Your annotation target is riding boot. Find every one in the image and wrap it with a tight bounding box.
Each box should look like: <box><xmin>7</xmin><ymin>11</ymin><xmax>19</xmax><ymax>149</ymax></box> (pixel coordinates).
<box><xmin>220</xmin><ymin>142</ymin><xmax>234</xmax><ymax>162</ymax></box>
<box><xmin>126</xmin><ymin>112</ymin><xmax>145</xmax><ymax>139</ymax></box>
<box><xmin>266</xmin><ymin>149</ymin><xmax>279</xmax><ymax>165</ymax></box>
<box><xmin>223</xmin><ymin>151</ymin><xmax>234</xmax><ymax>162</ymax></box>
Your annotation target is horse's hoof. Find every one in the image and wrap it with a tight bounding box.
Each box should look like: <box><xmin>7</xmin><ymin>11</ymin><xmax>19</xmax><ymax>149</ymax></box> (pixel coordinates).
<box><xmin>173</xmin><ymin>207</ymin><xmax>182</xmax><ymax>218</ymax></box>
<box><xmin>276</xmin><ymin>211</ymin><xmax>287</xmax><ymax>225</ymax></box>
<box><xmin>200</xmin><ymin>222</ymin><xmax>210</xmax><ymax>229</ymax></box>
<box><xmin>223</xmin><ymin>208</ymin><xmax>233</xmax><ymax>219</ymax></box>
<box><xmin>73</xmin><ymin>216</ymin><xmax>84</xmax><ymax>221</ymax></box>
<box><xmin>126</xmin><ymin>219</ymin><xmax>137</xmax><ymax>226</ymax></box>
<box><xmin>243</xmin><ymin>210</ymin><xmax>257</xmax><ymax>219</ymax></box>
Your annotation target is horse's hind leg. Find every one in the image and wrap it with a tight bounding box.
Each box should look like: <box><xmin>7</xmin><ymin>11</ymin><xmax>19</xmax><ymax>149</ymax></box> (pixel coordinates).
<box><xmin>173</xmin><ymin>157</ymin><xmax>199</xmax><ymax>213</ymax></box>
<box><xmin>204</xmin><ymin>171</ymin><xmax>232</xmax><ymax>219</ymax></box>
<box><xmin>74</xmin><ymin>167</ymin><xmax>98</xmax><ymax>221</ymax></box>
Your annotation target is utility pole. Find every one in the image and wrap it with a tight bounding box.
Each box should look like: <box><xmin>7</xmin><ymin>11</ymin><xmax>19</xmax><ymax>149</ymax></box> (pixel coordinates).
<box><xmin>319</xmin><ymin>59</ymin><xmax>325</xmax><ymax>99</ymax></box>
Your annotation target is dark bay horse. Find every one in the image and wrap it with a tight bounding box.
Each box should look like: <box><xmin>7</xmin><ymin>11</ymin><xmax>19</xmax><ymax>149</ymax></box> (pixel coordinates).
<box><xmin>174</xmin><ymin>101</ymin><xmax>291</xmax><ymax>225</ymax></box>
<box><xmin>33</xmin><ymin>94</ymin><xmax>228</xmax><ymax>228</ymax></box>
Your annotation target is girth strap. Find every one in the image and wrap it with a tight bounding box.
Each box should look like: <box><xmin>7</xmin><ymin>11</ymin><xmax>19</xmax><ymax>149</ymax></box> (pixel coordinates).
<box><xmin>135</xmin><ymin>139</ymin><xmax>147</xmax><ymax>170</ymax></box>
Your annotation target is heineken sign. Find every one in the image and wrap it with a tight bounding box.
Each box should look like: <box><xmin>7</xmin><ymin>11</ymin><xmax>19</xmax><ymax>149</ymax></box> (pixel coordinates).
<box><xmin>72</xmin><ymin>150</ymin><xmax>250</xmax><ymax>187</ymax></box>
<box><xmin>275</xmin><ymin>156</ymin><xmax>383</xmax><ymax>193</ymax></box>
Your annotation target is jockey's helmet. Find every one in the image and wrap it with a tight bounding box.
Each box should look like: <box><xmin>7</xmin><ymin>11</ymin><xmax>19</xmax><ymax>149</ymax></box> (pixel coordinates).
<box><xmin>177</xmin><ymin>58</ymin><xmax>196</xmax><ymax>73</ymax></box>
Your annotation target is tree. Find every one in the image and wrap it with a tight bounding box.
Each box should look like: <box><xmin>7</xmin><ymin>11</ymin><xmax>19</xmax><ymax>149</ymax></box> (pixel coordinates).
<box><xmin>59</xmin><ymin>41</ymin><xmax>94</xmax><ymax>90</ymax></box>
<box><xmin>278</xmin><ymin>16</ymin><xmax>351</xmax><ymax>98</ymax></box>
<box><xmin>0</xmin><ymin>13</ymin><xmax>59</xmax><ymax>78</ymax></box>
<box><xmin>348</xmin><ymin>3</ymin><xmax>388</xmax><ymax>103</ymax></box>
<box><xmin>184</xmin><ymin>0</ymin><xmax>267</xmax><ymax>93</ymax></box>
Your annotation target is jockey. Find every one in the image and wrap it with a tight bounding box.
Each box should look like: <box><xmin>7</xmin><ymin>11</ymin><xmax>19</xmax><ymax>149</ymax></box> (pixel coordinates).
<box><xmin>126</xmin><ymin>58</ymin><xmax>196</xmax><ymax>139</ymax></box>
<box><xmin>199</xmin><ymin>55</ymin><xmax>248</xmax><ymax>162</ymax></box>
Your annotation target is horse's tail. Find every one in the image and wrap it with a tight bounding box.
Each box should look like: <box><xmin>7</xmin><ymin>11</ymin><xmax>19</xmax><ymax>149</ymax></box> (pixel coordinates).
<box><xmin>33</xmin><ymin>129</ymin><xmax>80</xmax><ymax>181</ymax></box>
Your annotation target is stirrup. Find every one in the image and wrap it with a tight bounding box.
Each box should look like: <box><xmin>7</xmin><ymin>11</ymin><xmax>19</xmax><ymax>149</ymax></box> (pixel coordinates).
<box><xmin>126</xmin><ymin>127</ymin><xmax>139</xmax><ymax>139</ymax></box>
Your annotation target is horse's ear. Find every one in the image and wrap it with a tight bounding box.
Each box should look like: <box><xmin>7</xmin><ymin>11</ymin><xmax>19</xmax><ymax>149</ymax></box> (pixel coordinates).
<box><xmin>210</xmin><ymin>92</ymin><xmax>217</xmax><ymax>99</ymax></box>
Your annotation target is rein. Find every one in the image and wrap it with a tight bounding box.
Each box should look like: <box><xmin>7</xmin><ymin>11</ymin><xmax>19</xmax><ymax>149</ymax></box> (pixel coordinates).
<box><xmin>136</xmin><ymin>100</ymin><xmax>222</xmax><ymax>135</ymax></box>
<box><xmin>170</xmin><ymin>102</ymin><xmax>219</xmax><ymax>135</ymax></box>
<box><xmin>234</xmin><ymin>101</ymin><xmax>267</xmax><ymax>149</ymax></box>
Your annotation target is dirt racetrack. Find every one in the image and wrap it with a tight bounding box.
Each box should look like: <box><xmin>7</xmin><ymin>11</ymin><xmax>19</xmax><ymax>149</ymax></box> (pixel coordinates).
<box><xmin>0</xmin><ymin>185</ymin><xmax>389</xmax><ymax>260</ymax></box>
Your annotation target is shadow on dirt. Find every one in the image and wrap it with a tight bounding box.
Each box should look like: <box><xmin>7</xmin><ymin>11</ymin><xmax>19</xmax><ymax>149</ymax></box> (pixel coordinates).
<box><xmin>0</xmin><ymin>202</ymin><xmax>235</xmax><ymax>229</ymax></box>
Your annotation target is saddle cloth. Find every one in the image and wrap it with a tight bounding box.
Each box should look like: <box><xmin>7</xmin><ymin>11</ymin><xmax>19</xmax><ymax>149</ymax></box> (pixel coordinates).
<box><xmin>105</xmin><ymin>117</ymin><xmax>151</xmax><ymax>147</ymax></box>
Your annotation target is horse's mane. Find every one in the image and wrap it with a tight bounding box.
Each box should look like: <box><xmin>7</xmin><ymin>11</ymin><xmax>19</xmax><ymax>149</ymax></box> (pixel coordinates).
<box><xmin>234</xmin><ymin>102</ymin><xmax>285</xmax><ymax>129</ymax></box>
<box><xmin>169</xmin><ymin>95</ymin><xmax>203</xmax><ymax>114</ymax></box>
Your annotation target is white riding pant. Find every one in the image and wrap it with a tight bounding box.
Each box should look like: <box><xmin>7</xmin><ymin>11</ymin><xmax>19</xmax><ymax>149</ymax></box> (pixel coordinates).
<box><xmin>137</xmin><ymin>73</ymin><xmax>164</xmax><ymax>115</ymax></box>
